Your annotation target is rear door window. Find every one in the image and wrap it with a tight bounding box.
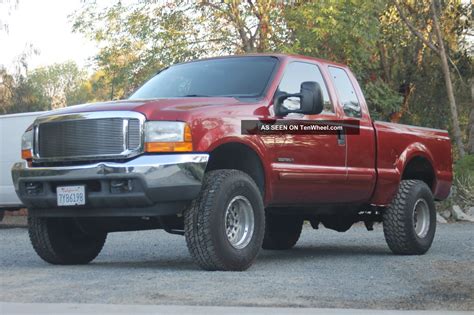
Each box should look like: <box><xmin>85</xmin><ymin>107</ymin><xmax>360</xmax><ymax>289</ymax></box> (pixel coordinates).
<box><xmin>328</xmin><ymin>67</ymin><xmax>361</xmax><ymax>118</ymax></box>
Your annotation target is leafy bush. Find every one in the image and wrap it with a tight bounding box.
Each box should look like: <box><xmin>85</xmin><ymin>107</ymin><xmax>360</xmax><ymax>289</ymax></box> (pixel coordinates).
<box><xmin>454</xmin><ymin>155</ymin><xmax>474</xmax><ymax>178</ymax></box>
<box><xmin>363</xmin><ymin>80</ymin><xmax>403</xmax><ymax>121</ymax></box>
<box><xmin>452</xmin><ymin>155</ymin><xmax>474</xmax><ymax>208</ymax></box>
<box><xmin>439</xmin><ymin>155</ymin><xmax>474</xmax><ymax>213</ymax></box>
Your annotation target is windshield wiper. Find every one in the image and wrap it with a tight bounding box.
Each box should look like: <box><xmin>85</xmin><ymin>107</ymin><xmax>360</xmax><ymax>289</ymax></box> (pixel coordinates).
<box><xmin>220</xmin><ymin>94</ymin><xmax>260</xmax><ymax>98</ymax></box>
<box><xmin>181</xmin><ymin>94</ymin><xmax>260</xmax><ymax>98</ymax></box>
<box><xmin>181</xmin><ymin>94</ymin><xmax>211</xmax><ymax>97</ymax></box>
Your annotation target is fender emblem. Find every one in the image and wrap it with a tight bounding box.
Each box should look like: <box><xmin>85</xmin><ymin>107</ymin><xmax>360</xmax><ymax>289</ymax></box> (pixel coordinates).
<box><xmin>277</xmin><ymin>157</ymin><xmax>294</xmax><ymax>163</ymax></box>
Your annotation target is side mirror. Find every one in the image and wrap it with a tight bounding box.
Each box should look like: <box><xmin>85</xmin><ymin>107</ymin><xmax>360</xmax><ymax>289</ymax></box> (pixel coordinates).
<box><xmin>274</xmin><ymin>81</ymin><xmax>324</xmax><ymax>116</ymax></box>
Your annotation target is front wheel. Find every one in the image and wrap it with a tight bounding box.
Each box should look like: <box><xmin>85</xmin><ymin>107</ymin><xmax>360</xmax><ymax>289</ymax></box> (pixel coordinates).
<box><xmin>28</xmin><ymin>216</ymin><xmax>107</xmax><ymax>264</ymax></box>
<box><xmin>184</xmin><ymin>170</ymin><xmax>265</xmax><ymax>271</ymax></box>
<box><xmin>383</xmin><ymin>180</ymin><xmax>436</xmax><ymax>255</ymax></box>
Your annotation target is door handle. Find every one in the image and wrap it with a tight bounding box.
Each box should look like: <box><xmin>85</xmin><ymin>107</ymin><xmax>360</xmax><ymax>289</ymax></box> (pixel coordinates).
<box><xmin>337</xmin><ymin>129</ymin><xmax>346</xmax><ymax>145</ymax></box>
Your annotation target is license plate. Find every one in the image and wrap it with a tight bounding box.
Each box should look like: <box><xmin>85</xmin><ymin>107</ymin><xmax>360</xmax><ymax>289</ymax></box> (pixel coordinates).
<box><xmin>57</xmin><ymin>186</ymin><xmax>85</xmax><ymax>206</ymax></box>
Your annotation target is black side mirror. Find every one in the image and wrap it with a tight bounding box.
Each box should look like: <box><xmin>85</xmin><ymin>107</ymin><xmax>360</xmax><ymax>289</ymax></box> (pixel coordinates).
<box><xmin>274</xmin><ymin>81</ymin><xmax>324</xmax><ymax>116</ymax></box>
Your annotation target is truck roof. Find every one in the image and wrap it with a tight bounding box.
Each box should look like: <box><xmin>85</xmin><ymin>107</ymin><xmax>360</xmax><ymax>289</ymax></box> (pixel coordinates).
<box><xmin>172</xmin><ymin>53</ymin><xmax>349</xmax><ymax>69</ymax></box>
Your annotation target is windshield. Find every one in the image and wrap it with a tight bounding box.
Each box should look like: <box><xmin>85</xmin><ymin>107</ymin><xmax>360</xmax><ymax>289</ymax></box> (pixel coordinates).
<box><xmin>129</xmin><ymin>56</ymin><xmax>278</xmax><ymax>99</ymax></box>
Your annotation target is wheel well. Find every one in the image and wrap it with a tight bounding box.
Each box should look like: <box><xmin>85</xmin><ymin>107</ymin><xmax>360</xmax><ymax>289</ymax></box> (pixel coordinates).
<box><xmin>401</xmin><ymin>156</ymin><xmax>435</xmax><ymax>190</ymax></box>
<box><xmin>206</xmin><ymin>143</ymin><xmax>265</xmax><ymax>195</ymax></box>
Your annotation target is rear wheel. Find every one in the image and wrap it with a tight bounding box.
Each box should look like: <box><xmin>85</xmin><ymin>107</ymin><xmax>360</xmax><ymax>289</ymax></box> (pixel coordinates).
<box><xmin>28</xmin><ymin>216</ymin><xmax>107</xmax><ymax>264</ymax></box>
<box><xmin>382</xmin><ymin>180</ymin><xmax>436</xmax><ymax>255</ymax></box>
<box><xmin>184</xmin><ymin>170</ymin><xmax>265</xmax><ymax>271</ymax></box>
<box><xmin>262</xmin><ymin>214</ymin><xmax>303</xmax><ymax>250</ymax></box>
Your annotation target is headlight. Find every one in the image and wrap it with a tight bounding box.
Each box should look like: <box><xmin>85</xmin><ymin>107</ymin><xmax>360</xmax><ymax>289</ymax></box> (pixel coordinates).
<box><xmin>21</xmin><ymin>127</ymin><xmax>34</xmax><ymax>160</ymax></box>
<box><xmin>144</xmin><ymin>121</ymin><xmax>193</xmax><ymax>152</ymax></box>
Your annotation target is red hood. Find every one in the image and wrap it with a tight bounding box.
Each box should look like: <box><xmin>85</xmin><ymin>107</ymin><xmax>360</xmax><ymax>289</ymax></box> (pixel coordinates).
<box><xmin>45</xmin><ymin>97</ymin><xmax>249</xmax><ymax>120</ymax></box>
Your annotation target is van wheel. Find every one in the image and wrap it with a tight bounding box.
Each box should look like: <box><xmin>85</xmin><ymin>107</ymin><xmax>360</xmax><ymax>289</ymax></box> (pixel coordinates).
<box><xmin>262</xmin><ymin>214</ymin><xmax>303</xmax><ymax>250</ymax></box>
<box><xmin>28</xmin><ymin>216</ymin><xmax>107</xmax><ymax>264</ymax></box>
<box><xmin>184</xmin><ymin>170</ymin><xmax>265</xmax><ymax>271</ymax></box>
<box><xmin>383</xmin><ymin>180</ymin><xmax>436</xmax><ymax>255</ymax></box>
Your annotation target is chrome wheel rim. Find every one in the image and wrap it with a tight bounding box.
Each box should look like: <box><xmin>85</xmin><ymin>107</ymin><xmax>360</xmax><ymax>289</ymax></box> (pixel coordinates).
<box><xmin>225</xmin><ymin>196</ymin><xmax>254</xmax><ymax>249</ymax></box>
<box><xmin>413</xmin><ymin>198</ymin><xmax>430</xmax><ymax>238</ymax></box>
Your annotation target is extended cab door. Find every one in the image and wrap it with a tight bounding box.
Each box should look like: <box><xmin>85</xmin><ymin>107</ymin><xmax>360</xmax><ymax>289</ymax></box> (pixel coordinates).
<box><xmin>327</xmin><ymin>66</ymin><xmax>376</xmax><ymax>202</ymax></box>
<box><xmin>268</xmin><ymin>61</ymin><xmax>350</xmax><ymax>205</ymax></box>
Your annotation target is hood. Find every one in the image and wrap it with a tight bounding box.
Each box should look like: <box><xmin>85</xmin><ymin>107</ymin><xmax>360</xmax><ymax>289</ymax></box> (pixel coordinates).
<box><xmin>43</xmin><ymin>97</ymin><xmax>249</xmax><ymax>120</ymax></box>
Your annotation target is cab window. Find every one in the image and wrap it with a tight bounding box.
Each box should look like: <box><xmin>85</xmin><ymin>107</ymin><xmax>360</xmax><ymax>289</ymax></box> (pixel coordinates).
<box><xmin>328</xmin><ymin>67</ymin><xmax>361</xmax><ymax>118</ymax></box>
<box><xmin>278</xmin><ymin>62</ymin><xmax>333</xmax><ymax>113</ymax></box>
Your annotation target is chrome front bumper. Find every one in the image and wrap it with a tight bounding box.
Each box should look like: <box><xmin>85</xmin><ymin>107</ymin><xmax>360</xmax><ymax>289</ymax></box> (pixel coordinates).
<box><xmin>11</xmin><ymin>154</ymin><xmax>209</xmax><ymax>217</ymax></box>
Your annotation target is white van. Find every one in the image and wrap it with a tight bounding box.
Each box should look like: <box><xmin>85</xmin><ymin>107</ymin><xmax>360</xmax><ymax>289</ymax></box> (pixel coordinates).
<box><xmin>0</xmin><ymin>111</ymin><xmax>45</xmax><ymax>214</ymax></box>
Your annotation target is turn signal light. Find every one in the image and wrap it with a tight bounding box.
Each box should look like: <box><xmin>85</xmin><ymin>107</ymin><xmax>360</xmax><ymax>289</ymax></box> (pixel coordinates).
<box><xmin>145</xmin><ymin>142</ymin><xmax>193</xmax><ymax>152</ymax></box>
<box><xmin>184</xmin><ymin>124</ymin><xmax>192</xmax><ymax>142</ymax></box>
<box><xmin>21</xmin><ymin>149</ymin><xmax>33</xmax><ymax>160</ymax></box>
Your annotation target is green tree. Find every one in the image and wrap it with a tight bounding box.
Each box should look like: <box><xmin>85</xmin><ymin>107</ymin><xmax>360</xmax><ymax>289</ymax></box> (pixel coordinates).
<box><xmin>28</xmin><ymin>61</ymin><xmax>87</xmax><ymax>109</ymax></box>
<box><xmin>283</xmin><ymin>0</ymin><xmax>403</xmax><ymax>120</ymax></box>
<box><xmin>71</xmin><ymin>0</ymin><xmax>290</xmax><ymax>99</ymax></box>
<box><xmin>70</xmin><ymin>0</ymin><xmax>472</xmax><ymax>156</ymax></box>
<box><xmin>0</xmin><ymin>47</ymin><xmax>48</xmax><ymax>114</ymax></box>
<box><xmin>196</xmin><ymin>0</ymin><xmax>288</xmax><ymax>53</ymax></box>
<box><xmin>284</xmin><ymin>0</ymin><xmax>472</xmax><ymax>149</ymax></box>
<box><xmin>72</xmin><ymin>1</ymin><xmax>202</xmax><ymax>99</ymax></box>
<box><xmin>394</xmin><ymin>0</ymin><xmax>467</xmax><ymax>157</ymax></box>
<box><xmin>0</xmin><ymin>67</ymin><xmax>15</xmax><ymax>113</ymax></box>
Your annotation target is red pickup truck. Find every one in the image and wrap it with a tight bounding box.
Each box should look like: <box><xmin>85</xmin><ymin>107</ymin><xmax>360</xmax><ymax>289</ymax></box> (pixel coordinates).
<box><xmin>12</xmin><ymin>54</ymin><xmax>452</xmax><ymax>271</ymax></box>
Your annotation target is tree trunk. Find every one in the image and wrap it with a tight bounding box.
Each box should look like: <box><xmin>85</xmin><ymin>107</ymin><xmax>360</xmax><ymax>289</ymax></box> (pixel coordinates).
<box><xmin>431</xmin><ymin>0</ymin><xmax>465</xmax><ymax>158</ymax></box>
<box><xmin>468</xmin><ymin>79</ymin><xmax>474</xmax><ymax>154</ymax></box>
<box><xmin>390</xmin><ymin>83</ymin><xmax>414</xmax><ymax>123</ymax></box>
<box><xmin>378</xmin><ymin>42</ymin><xmax>391</xmax><ymax>82</ymax></box>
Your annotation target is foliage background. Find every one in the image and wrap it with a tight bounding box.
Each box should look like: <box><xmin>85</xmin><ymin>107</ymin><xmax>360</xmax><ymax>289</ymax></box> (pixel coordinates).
<box><xmin>0</xmin><ymin>0</ymin><xmax>473</xmax><ymax>205</ymax></box>
<box><xmin>1</xmin><ymin>1</ymin><xmax>471</xmax><ymax>138</ymax></box>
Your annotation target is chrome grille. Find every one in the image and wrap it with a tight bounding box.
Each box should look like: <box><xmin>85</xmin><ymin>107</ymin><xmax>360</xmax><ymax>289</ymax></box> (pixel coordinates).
<box><xmin>127</xmin><ymin>119</ymin><xmax>141</xmax><ymax>150</ymax></box>
<box><xmin>35</xmin><ymin>112</ymin><xmax>143</xmax><ymax>161</ymax></box>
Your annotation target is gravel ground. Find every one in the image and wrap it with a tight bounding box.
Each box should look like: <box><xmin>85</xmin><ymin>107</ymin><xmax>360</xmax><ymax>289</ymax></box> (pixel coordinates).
<box><xmin>0</xmin><ymin>223</ymin><xmax>473</xmax><ymax>311</ymax></box>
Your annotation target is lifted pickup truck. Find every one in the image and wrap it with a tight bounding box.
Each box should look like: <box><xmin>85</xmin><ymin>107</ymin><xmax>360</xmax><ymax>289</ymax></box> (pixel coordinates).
<box><xmin>12</xmin><ymin>54</ymin><xmax>452</xmax><ymax>271</ymax></box>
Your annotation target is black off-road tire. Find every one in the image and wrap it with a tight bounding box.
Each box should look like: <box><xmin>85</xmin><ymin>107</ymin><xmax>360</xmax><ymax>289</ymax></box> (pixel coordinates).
<box><xmin>184</xmin><ymin>170</ymin><xmax>265</xmax><ymax>271</ymax></box>
<box><xmin>28</xmin><ymin>216</ymin><xmax>107</xmax><ymax>265</ymax></box>
<box><xmin>382</xmin><ymin>180</ymin><xmax>436</xmax><ymax>255</ymax></box>
<box><xmin>262</xmin><ymin>214</ymin><xmax>303</xmax><ymax>250</ymax></box>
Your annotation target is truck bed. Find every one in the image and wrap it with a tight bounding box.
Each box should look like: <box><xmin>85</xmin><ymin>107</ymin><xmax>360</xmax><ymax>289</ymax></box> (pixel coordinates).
<box><xmin>370</xmin><ymin>121</ymin><xmax>452</xmax><ymax>206</ymax></box>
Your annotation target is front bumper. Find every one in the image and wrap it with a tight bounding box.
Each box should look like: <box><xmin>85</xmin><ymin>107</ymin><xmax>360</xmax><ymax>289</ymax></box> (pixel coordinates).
<box><xmin>11</xmin><ymin>154</ymin><xmax>209</xmax><ymax>217</ymax></box>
